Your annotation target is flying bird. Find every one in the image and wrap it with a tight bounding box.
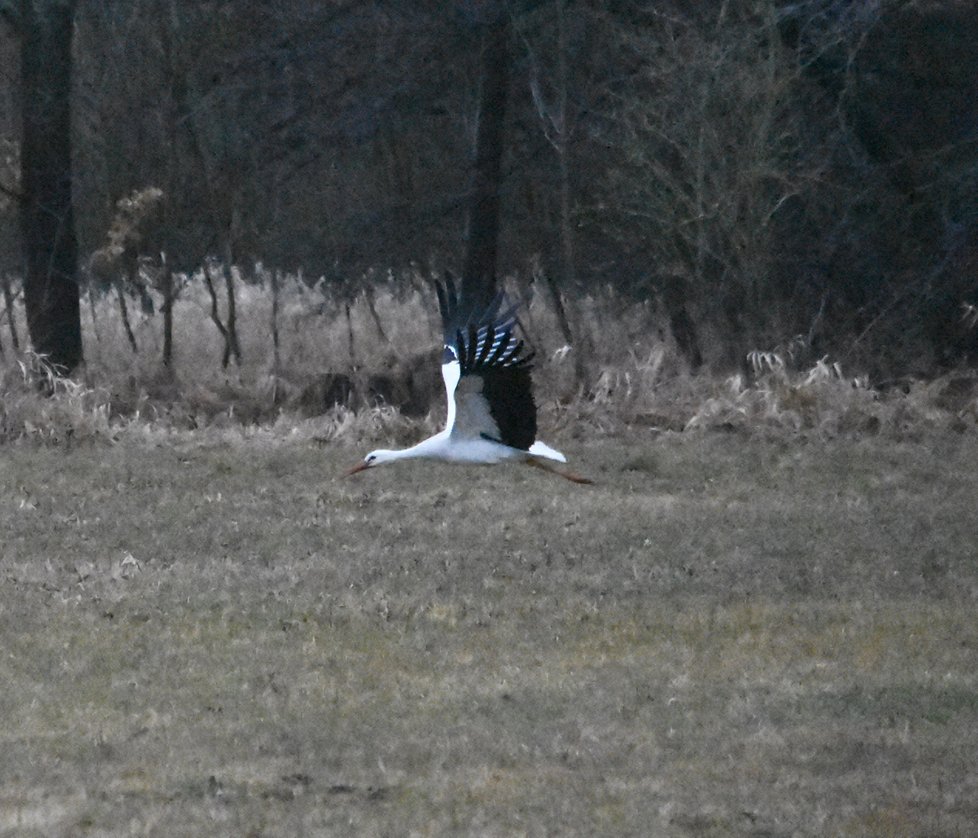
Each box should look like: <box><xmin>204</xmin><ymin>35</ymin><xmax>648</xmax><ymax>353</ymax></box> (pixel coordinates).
<box><xmin>346</xmin><ymin>275</ymin><xmax>591</xmax><ymax>483</ymax></box>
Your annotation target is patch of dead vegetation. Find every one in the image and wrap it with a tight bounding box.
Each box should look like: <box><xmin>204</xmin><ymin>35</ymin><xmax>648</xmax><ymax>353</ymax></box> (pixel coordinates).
<box><xmin>1</xmin><ymin>436</ymin><xmax>977</xmax><ymax>833</ymax></box>
<box><xmin>3</xmin><ymin>278</ymin><xmax>977</xmax><ymax>447</ymax></box>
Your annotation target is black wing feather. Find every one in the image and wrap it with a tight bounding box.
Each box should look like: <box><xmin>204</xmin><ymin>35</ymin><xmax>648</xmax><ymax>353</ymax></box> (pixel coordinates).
<box><xmin>437</xmin><ymin>272</ymin><xmax>537</xmax><ymax>450</ymax></box>
<box><xmin>480</xmin><ymin>366</ymin><xmax>537</xmax><ymax>450</ymax></box>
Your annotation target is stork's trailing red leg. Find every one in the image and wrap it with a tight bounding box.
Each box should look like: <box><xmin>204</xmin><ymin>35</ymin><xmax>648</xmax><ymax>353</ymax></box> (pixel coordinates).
<box><xmin>527</xmin><ymin>457</ymin><xmax>593</xmax><ymax>485</ymax></box>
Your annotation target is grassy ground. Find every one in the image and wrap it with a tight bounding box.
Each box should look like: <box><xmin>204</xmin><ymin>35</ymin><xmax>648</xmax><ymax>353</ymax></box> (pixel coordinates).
<box><xmin>1</xmin><ymin>430</ymin><xmax>977</xmax><ymax>836</ymax></box>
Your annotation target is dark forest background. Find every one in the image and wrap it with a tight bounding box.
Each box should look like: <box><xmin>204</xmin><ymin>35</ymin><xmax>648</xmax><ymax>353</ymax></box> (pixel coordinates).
<box><xmin>1</xmin><ymin>0</ymin><xmax>978</xmax><ymax>384</ymax></box>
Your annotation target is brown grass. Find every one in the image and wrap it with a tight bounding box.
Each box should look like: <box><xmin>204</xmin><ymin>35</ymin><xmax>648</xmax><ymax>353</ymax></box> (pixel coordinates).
<box><xmin>2</xmin><ymin>273</ymin><xmax>977</xmax><ymax>445</ymax></box>
<box><xmin>1</xmin><ymin>432</ymin><xmax>977</xmax><ymax>835</ymax></box>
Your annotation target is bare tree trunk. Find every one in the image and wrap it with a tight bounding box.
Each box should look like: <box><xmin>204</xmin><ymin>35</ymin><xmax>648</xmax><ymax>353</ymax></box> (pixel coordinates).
<box><xmin>116</xmin><ymin>279</ymin><xmax>139</xmax><ymax>353</ymax></box>
<box><xmin>219</xmin><ymin>254</ymin><xmax>242</xmax><ymax>367</ymax></box>
<box><xmin>1</xmin><ymin>273</ymin><xmax>19</xmax><ymax>350</ymax></box>
<box><xmin>525</xmin><ymin>0</ymin><xmax>588</xmax><ymax>382</ymax></box>
<box><xmin>661</xmin><ymin>278</ymin><xmax>703</xmax><ymax>370</ymax></box>
<box><xmin>541</xmin><ymin>268</ymin><xmax>574</xmax><ymax>345</ymax></box>
<box><xmin>20</xmin><ymin>0</ymin><xmax>82</xmax><ymax>373</ymax></box>
<box><xmin>85</xmin><ymin>283</ymin><xmax>100</xmax><ymax>344</ymax></box>
<box><xmin>161</xmin><ymin>264</ymin><xmax>174</xmax><ymax>368</ymax></box>
<box><xmin>363</xmin><ymin>283</ymin><xmax>390</xmax><ymax>345</ymax></box>
<box><xmin>345</xmin><ymin>301</ymin><xmax>355</xmax><ymax>365</ymax></box>
<box><xmin>203</xmin><ymin>265</ymin><xmax>233</xmax><ymax>369</ymax></box>
<box><xmin>554</xmin><ymin>0</ymin><xmax>574</xmax><ymax>296</ymax></box>
<box><xmin>552</xmin><ymin>0</ymin><xmax>591</xmax><ymax>384</ymax></box>
<box><xmin>461</xmin><ymin>6</ymin><xmax>510</xmax><ymax>313</ymax></box>
<box><xmin>270</xmin><ymin>268</ymin><xmax>280</xmax><ymax>376</ymax></box>
<box><xmin>167</xmin><ymin>12</ymin><xmax>243</xmax><ymax>370</ymax></box>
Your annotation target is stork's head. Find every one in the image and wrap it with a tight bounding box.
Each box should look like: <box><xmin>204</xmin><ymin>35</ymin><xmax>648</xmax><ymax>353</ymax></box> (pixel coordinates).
<box><xmin>344</xmin><ymin>449</ymin><xmax>397</xmax><ymax>476</ymax></box>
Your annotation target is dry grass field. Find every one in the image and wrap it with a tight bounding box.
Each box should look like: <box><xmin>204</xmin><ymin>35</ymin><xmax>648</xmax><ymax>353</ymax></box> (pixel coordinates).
<box><xmin>1</xmin><ymin>428</ymin><xmax>977</xmax><ymax>836</ymax></box>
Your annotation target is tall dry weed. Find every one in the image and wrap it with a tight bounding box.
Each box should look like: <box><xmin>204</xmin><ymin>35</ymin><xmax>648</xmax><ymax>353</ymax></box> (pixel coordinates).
<box><xmin>1</xmin><ymin>272</ymin><xmax>976</xmax><ymax>442</ymax></box>
<box><xmin>0</xmin><ymin>353</ymin><xmax>116</xmax><ymax>444</ymax></box>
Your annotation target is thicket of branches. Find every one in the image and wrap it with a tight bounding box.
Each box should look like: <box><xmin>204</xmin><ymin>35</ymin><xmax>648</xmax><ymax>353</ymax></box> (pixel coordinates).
<box><xmin>1</xmin><ymin>0</ymin><xmax>978</xmax><ymax>381</ymax></box>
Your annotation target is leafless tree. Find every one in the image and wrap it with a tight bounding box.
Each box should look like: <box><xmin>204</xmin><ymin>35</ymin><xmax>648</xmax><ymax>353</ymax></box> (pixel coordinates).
<box><xmin>17</xmin><ymin>0</ymin><xmax>81</xmax><ymax>373</ymax></box>
<box><xmin>461</xmin><ymin>2</ymin><xmax>511</xmax><ymax>313</ymax></box>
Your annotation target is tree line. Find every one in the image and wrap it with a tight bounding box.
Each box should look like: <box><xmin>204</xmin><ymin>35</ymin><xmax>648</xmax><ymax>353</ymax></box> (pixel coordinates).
<box><xmin>1</xmin><ymin>0</ymin><xmax>977</xmax><ymax>378</ymax></box>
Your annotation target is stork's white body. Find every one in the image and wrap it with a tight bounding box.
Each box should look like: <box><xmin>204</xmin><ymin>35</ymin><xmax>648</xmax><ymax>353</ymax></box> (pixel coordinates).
<box><xmin>371</xmin><ymin>430</ymin><xmax>567</xmax><ymax>466</ymax></box>
<box><xmin>435</xmin><ymin>355</ymin><xmax>566</xmax><ymax>463</ymax></box>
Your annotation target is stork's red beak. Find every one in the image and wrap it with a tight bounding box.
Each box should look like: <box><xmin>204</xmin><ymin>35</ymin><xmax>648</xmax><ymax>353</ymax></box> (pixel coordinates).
<box><xmin>343</xmin><ymin>462</ymin><xmax>370</xmax><ymax>477</ymax></box>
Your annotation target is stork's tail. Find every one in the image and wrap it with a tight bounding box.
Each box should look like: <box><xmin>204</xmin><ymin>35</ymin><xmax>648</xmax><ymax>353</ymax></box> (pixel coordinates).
<box><xmin>528</xmin><ymin>440</ymin><xmax>566</xmax><ymax>463</ymax></box>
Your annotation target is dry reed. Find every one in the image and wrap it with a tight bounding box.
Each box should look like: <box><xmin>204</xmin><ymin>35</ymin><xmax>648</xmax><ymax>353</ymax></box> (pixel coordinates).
<box><xmin>1</xmin><ymin>271</ymin><xmax>976</xmax><ymax>444</ymax></box>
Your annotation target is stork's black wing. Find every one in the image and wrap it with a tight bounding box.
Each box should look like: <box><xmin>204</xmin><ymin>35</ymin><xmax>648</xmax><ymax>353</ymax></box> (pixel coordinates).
<box><xmin>436</xmin><ymin>273</ymin><xmax>537</xmax><ymax>451</ymax></box>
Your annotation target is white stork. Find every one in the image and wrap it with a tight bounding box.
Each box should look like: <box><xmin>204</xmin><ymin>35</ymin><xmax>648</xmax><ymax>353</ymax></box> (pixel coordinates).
<box><xmin>346</xmin><ymin>275</ymin><xmax>591</xmax><ymax>484</ymax></box>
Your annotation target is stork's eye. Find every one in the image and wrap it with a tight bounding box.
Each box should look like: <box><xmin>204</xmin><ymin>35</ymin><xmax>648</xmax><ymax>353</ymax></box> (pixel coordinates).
<box><xmin>366</xmin><ymin>454</ymin><xmax>376</xmax><ymax>463</ymax></box>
